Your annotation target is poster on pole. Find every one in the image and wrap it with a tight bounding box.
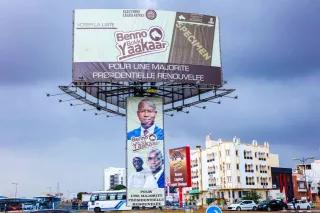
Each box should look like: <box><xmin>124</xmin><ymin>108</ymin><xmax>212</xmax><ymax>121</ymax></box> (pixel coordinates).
<box><xmin>126</xmin><ymin>97</ymin><xmax>165</xmax><ymax>207</ymax></box>
<box><xmin>169</xmin><ymin>146</ymin><xmax>191</xmax><ymax>187</ymax></box>
<box><xmin>73</xmin><ymin>9</ymin><xmax>222</xmax><ymax>85</ymax></box>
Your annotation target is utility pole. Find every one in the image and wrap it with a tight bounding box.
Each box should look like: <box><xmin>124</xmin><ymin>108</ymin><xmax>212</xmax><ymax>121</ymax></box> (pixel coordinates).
<box><xmin>57</xmin><ymin>182</ymin><xmax>60</xmax><ymax>197</ymax></box>
<box><xmin>12</xmin><ymin>182</ymin><xmax>18</xmax><ymax>198</ymax></box>
<box><xmin>196</xmin><ymin>145</ymin><xmax>203</xmax><ymax>206</ymax></box>
<box><xmin>47</xmin><ymin>186</ymin><xmax>52</xmax><ymax>195</ymax></box>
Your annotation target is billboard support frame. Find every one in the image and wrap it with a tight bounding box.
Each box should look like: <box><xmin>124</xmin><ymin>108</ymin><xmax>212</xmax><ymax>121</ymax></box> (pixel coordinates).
<box><xmin>59</xmin><ymin>82</ymin><xmax>235</xmax><ymax>116</ymax></box>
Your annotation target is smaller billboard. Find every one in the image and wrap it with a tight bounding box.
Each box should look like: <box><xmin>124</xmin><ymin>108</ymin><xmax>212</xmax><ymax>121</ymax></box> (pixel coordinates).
<box><xmin>169</xmin><ymin>146</ymin><xmax>191</xmax><ymax>187</ymax></box>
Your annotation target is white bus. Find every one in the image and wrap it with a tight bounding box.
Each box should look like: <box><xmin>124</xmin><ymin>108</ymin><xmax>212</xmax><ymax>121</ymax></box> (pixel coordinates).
<box><xmin>88</xmin><ymin>190</ymin><xmax>131</xmax><ymax>212</ymax></box>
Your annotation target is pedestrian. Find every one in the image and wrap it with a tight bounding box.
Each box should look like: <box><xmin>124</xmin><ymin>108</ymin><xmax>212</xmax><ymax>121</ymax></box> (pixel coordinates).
<box><xmin>292</xmin><ymin>198</ymin><xmax>297</xmax><ymax>211</ymax></box>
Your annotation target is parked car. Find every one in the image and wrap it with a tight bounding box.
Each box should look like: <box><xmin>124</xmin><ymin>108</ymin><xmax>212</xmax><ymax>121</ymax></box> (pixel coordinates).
<box><xmin>79</xmin><ymin>201</ymin><xmax>88</xmax><ymax>209</ymax></box>
<box><xmin>257</xmin><ymin>199</ymin><xmax>287</xmax><ymax>211</ymax></box>
<box><xmin>227</xmin><ymin>200</ymin><xmax>257</xmax><ymax>211</ymax></box>
<box><xmin>287</xmin><ymin>200</ymin><xmax>311</xmax><ymax>210</ymax></box>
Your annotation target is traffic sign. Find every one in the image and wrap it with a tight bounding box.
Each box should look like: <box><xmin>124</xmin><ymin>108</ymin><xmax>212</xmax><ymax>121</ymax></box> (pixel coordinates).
<box><xmin>206</xmin><ymin>205</ymin><xmax>222</xmax><ymax>213</ymax></box>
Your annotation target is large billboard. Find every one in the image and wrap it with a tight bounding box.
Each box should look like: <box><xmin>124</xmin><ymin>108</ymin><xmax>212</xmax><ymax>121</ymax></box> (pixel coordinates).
<box><xmin>73</xmin><ymin>9</ymin><xmax>222</xmax><ymax>85</ymax></box>
<box><xmin>169</xmin><ymin>146</ymin><xmax>191</xmax><ymax>187</ymax></box>
<box><xmin>126</xmin><ymin>97</ymin><xmax>165</xmax><ymax>207</ymax></box>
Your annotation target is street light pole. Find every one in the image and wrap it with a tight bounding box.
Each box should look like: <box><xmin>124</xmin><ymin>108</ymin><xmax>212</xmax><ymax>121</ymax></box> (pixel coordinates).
<box><xmin>196</xmin><ymin>145</ymin><xmax>203</xmax><ymax>206</ymax></box>
<box><xmin>12</xmin><ymin>182</ymin><xmax>18</xmax><ymax>198</ymax></box>
<box><xmin>293</xmin><ymin>157</ymin><xmax>315</xmax><ymax>199</ymax></box>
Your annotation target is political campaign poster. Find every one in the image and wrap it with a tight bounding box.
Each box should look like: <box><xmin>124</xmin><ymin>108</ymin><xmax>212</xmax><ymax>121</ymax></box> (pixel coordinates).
<box><xmin>73</xmin><ymin>9</ymin><xmax>222</xmax><ymax>85</ymax></box>
<box><xmin>126</xmin><ymin>97</ymin><xmax>165</xmax><ymax>207</ymax></box>
<box><xmin>169</xmin><ymin>146</ymin><xmax>191</xmax><ymax>187</ymax></box>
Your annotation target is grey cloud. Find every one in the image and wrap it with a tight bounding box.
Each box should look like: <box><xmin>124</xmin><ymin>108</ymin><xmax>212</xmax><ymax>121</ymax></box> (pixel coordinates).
<box><xmin>1</xmin><ymin>0</ymin><xmax>319</xmax><ymax>84</ymax></box>
<box><xmin>0</xmin><ymin>82</ymin><xmax>126</xmax><ymax>149</ymax></box>
<box><xmin>220</xmin><ymin>1</ymin><xmax>320</xmax><ymax>80</ymax></box>
<box><xmin>136</xmin><ymin>0</ymin><xmax>158</xmax><ymax>9</ymax></box>
<box><xmin>0</xmin><ymin>136</ymin><xmax>126</xmax><ymax>197</ymax></box>
<box><xmin>165</xmin><ymin>73</ymin><xmax>320</xmax><ymax>158</ymax></box>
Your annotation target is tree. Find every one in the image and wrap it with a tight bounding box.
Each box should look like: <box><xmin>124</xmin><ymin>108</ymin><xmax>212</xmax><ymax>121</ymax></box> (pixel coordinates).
<box><xmin>242</xmin><ymin>191</ymin><xmax>262</xmax><ymax>203</ymax></box>
<box><xmin>77</xmin><ymin>192</ymin><xmax>87</xmax><ymax>200</ymax></box>
<box><xmin>206</xmin><ymin>198</ymin><xmax>215</xmax><ymax>205</ymax></box>
<box><xmin>112</xmin><ymin>184</ymin><xmax>126</xmax><ymax>190</ymax></box>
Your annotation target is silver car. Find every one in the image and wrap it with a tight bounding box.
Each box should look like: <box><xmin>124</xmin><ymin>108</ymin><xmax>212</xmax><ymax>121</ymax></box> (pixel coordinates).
<box><xmin>227</xmin><ymin>200</ymin><xmax>257</xmax><ymax>211</ymax></box>
<box><xmin>287</xmin><ymin>200</ymin><xmax>311</xmax><ymax>210</ymax></box>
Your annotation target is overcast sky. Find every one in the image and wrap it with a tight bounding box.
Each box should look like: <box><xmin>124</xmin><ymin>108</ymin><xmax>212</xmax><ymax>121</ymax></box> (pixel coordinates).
<box><xmin>0</xmin><ymin>0</ymin><xmax>319</xmax><ymax>198</ymax></box>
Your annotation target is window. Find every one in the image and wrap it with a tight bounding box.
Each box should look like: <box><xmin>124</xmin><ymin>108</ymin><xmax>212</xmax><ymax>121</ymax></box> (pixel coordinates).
<box><xmin>260</xmin><ymin>177</ymin><xmax>268</xmax><ymax>186</ymax></box>
<box><xmin>236</xmin><ymin>150</ymin><xmax>238</xmax><ymax>156</ymax></box>
<box><xmin>238</xmin><ymin>191</ymin><xmax>242</xmax><ymax>198</ymax></box>
<box><xmin>227</xmin><ymin>176</ymin><xmax>232</xmax><ymax>183</ymax></box>
<box><xmin>237</xmin><ymin>164</ymin><xmax>239</xmax><ymax>170</ymax></box>
<box><xmin>244</xmin><ymin>151</ymin><xmax>253</xmax><ymax>159</ymax></box>
<box><xmin>227</xmin><ymin>163</ymin><xmax>231</xmax><ymax>170</ymax></box>
<box><xmin>246</xmin><ymin>176</ymin><xmax>255</xmax><ymax>185</ymax></box>
<box><xmin>118</xmin><ymin>194</ymin><xmax>126</xmax><ymax>200</ymax></box>
<box><xmin>226</xmin><ymin>149</ymin><xmax>230</xmax><ymax>156</ymax></box>
<box><xmin>208</xmin><ymin>166</ymin><xmax>215</xmax><ymax>175</ymax></box>
<box><xmin>91</xmin><ymin>194</ymin><xmax>99</xmax><ymax>201</ymax></box>
<box><xmin>245</xmin><ymin>164</ymin><xmax>254</xmax><ymax>172</ymax></box>
<box><xmin>258</xmin><ymin>152</ymin><xmax>267</xmax><ymax>161</ymax></box>
<box><xmin>237</xmin><ymin>176</ymin><xmax>241</xmax><ymax>183</ymax></box>
<box><xmin>207</xmin><ymin>152</ymin><xmax>215</xmax><ymax>162</ymax></box>
<box><xmin>259</xmin><ymin>165</ymin><xmax>267</xmax><ymax>173</ymax></box>
<box><xmin>109</xmin><ymin>193</ymin><xmax>116</xmax><ymax>200</ymax></box>
<box><xmin>99</xmin><ymin>194</ymin><xmax>107</xmax><ymax>201</ymax></box>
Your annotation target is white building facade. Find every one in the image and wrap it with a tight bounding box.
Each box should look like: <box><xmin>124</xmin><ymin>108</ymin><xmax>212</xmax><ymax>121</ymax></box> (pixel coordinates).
<box><xmin>305</xmin><ymin>160</ymin><xmax>320</xmax><ymax>196</ymax></box>
<box><xmin>189</xmin><ymin>135</ymin><xmax>279</xmax><ymax>204</ymax></box>
<box><xmin>104</xmin><ymin>167</ymin><xmax>126</xmax><ymax>190</ymax></box>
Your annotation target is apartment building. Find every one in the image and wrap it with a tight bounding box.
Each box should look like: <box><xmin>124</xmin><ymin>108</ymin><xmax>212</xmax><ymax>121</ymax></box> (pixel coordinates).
<box><xmin>104</xmin><ymin>167</ymin><xmax>126</xmax><ymax>190</ymax></box>
<box><xmin>293</xmin><ymin>160</ymin><xmax>320</xmax><ymax>203</ymax></box>
<box><xmin>189</xmin><ymin>135</ymin><xmax>279</xmax><ymax>204</ymax></box>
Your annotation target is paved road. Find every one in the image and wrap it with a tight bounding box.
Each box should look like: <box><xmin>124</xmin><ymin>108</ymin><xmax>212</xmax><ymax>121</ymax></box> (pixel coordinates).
<box><xmin>76</xmin><ymin>209</ymin><xmax>320</xmax><ymax>213</ymax></box>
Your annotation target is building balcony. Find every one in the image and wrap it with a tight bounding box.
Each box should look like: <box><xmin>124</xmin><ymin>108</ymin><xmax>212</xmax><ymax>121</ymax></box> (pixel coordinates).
<box><xmin>246</xmin><ymin>182</ymin><xmax>255</xmax><ymax>185</ymax></box>
<box><xmin>298</xmin><ymin>188</ymin><xmax>307</xmax><ymax>192</ymax></box>
<box><xmin>208</xmin><ymin>183</ymin><xmax>217</xmax><ymax>187</ymax></box>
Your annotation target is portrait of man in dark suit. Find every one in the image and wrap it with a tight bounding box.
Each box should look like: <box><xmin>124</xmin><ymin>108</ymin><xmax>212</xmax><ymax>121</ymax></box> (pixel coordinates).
<box><xmin>147</xmin><ymin>148</ymin><xmax>165</xmax><ymax>188</ymax></box>
<box><xmin>127</xmin><ymin>98</ymin><xmax>164</xmax><ymax>140</ymax></box>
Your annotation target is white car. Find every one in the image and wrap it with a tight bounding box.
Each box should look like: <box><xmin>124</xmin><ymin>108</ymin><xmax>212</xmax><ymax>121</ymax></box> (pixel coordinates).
<box><xmin>287</xmin><ymin>200</ymin><xmax>311</xmax><ymax>210</ymax></box>
<box><xmin>227</xmin><ymin>200</ymin><xmax>257</xmax><ymax>211</ymax></box>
